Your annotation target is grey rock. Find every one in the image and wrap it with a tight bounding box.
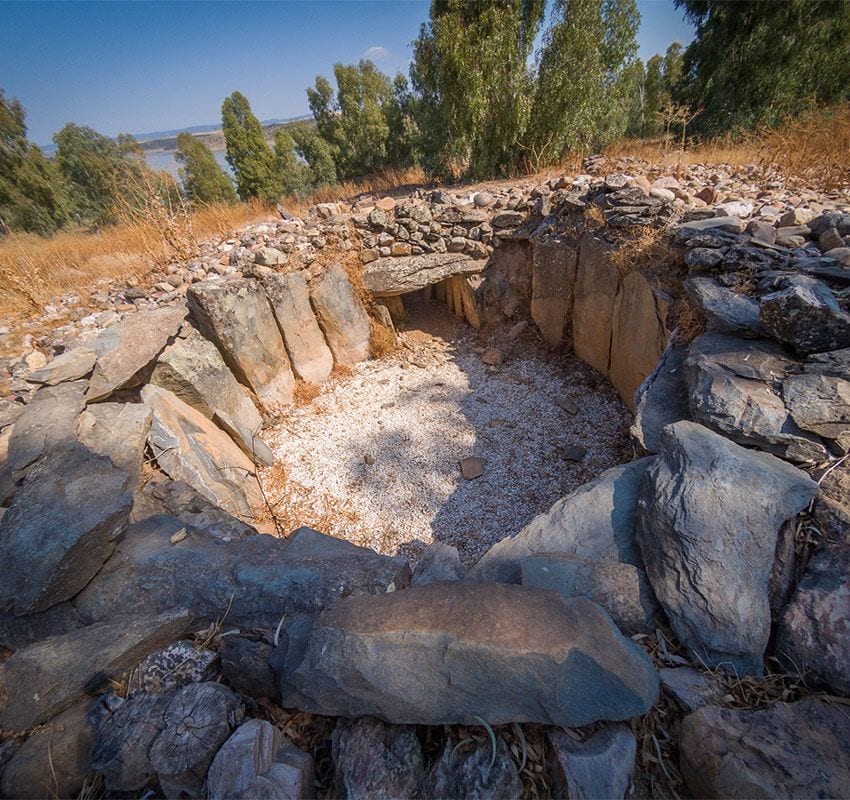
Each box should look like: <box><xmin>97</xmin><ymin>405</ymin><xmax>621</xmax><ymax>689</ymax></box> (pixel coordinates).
<box><xmin>760</xmin><ymin>282</ymin><xmax>850</xmax><ymax>355</ymax></box>
<box><xmin>470</xmin><ymin>459</ymin><xmax>653</xmax><ymax>583</ymax></box>
<box><xmin>684</xmin><ymin>275</ymin><xmax>763</xmax><ymax>336</ymax></box>
<box><xmin>411</xmin><ymin>541</ymin><xmax>465</xmax><ymax>586</ymax></box>
<box><xmin>636</xmin><ymin>421</ymin><xmax>818</xmax><ymax>675</ymax></box>
<box><xmin>75</xmin><ymin>518</ymin><xmax>410</xmax><ymax>629</ymax></box>
<box><xmin>0</xmin><ymin>445</ymin><xmax>134</xmax><ymax>613</ymax></box>
<box><xmin>782</xmin><ymin>372</ymin><xmax>850</xmax><ymax>443</ymax></box>
<box><xmin>805</xmin><ymin>346</ymin><xmax>850</xmax><ymax>379</ymax></box>
<box><xmin>684</xmin><ymin>247</ymin><xmax>723</xmax><ymax>270</ymax></box>
<box><xmin>309</xmin><ymin>265</ymin><xmax>371</xmax><ymax>365</ymax></box>
<box><xmin>678</xmin><ymin>698</ymin><xmax>850</xmax><ymax>800</ymax></box>
<box><xmin>546</xmin><ymin>724</ymin><xmax>636</xmax><ymax>800</ymax></box>
<box><xmin>425</xmin><ymin>733</ymin><xmax>521</xmax><ymax>800</ymax></box>
<box><xmin>86</xmin><ymin>305</ymin><xmax>187</xmax><ymax>402</ymax></box>
<box><xmin>332</xmin><ymin>717</ymin><xmax>423</xmax><ymax>800</ymax></box>
<box><xmin>659</xmin><ymin>667</ymin><xmax>725</xmax><ymax>712</ymax></box>
<box><xmin>188</xmin><ymin>279</ymin><xmax>295</xmax><ymax>412</ymax></box>
<box><xmin>492</xmin><ymin>211</ymin><xmax>525</xmax><ymax>228</ymax></box>
<box><xmin>530</xmin><ymin>236</ymin><xmax>577</xmax><ymax>347</ymax></box>
<box><xmin>262</xmin><ymin>270</ymin><xmax>334</xmax><ymax>384</ymax></box>
<box><xmin>674</xmin><ymin>216</ymin><xmax>746</xmax><ymax>234</ymax></box>
<box><xmin>207</xmin><ymin>719</ymin><xmax>314</xmax><ymax>800</ymax></box>
<box><xmin>521</xmin><ymin>554</ymin><xmax>657</xmax><ymax>634</ymax></box>
<box><xmin>220</xmin><ymin>636</ymin><xmax>279</xmax><ymax>702</ymax></box>
<box><xmin>277</xmin><ymin>583</ymin><xmax>659</xmax><ymax>727</ymax></box>
<box><xmin>0</xmin><ymin>601</ymin><xmax>80</xmax><ymax>651</ymax></box>
<box><xmin>0</xmin><ymin>398</ymin><xmax>24</xmax><ymax>430</ymax></box>
<box><xmin>254</xmin><ymin>245</ymin><xmax>286</xmax><ymax>266</ymax></box>
<box><xmin>363</xmin><ymin>252</ymin><xmax>483</xmax><ymax>295</ymax></box>
<box><xmin>811</xmin><ymin>459</ymin><xmax>850</xmax><ymax>543</ymax></box>
<box><xmin>128</xmin><ymin>640</ymin><xmax>217</xmax><ymax>696</ymax></box>
<box><xmin>0</xmin><ymin>609</ymin><xmax>189</xmax><ymax>730</ymax></box>
<box><xmin>25</xmin><ymin>347</ymin><xmax>97</xmax><ymax>386</ymax></box>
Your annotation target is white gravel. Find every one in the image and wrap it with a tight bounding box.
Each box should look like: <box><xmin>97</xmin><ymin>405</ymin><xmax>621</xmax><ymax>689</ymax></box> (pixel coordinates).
<box><xmin>264</xmin><ymin>301</ymin><xmax>632</xmax><ymax>565</ymax></box>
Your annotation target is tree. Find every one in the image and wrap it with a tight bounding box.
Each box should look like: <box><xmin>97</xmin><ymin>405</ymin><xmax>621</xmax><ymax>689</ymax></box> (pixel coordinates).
<box><xmin>642</xmin><ymin>55</ymin><xmax>666</xmax><ymax>135</ymax></box>
<box><xmin>272</xmin><ymin>129</ymin><xmax>313</xmax><ymax>198</ymax></box>
<box><xmin>385</xmin><ymin>74</ymin><xmax>418</xmax><ymax>169</ymax></box>
<box><xmin>175</xmin><ymin>132</ymin><xmax>237</xmax><ymax>204</ymax></box>
<box><xmin>676</xmin><ymin>0</ymin><xmax>850</xmax><ymax>135</ymax></box>
<box><xmin>290</xmin><ymin>123</ymin><xmax>337</xmax><ymax>187</ymax></box>
<box><xmin>221</xmin><ymin>91</ymin><xmax>279</xmax><ymax>201</ymax></box>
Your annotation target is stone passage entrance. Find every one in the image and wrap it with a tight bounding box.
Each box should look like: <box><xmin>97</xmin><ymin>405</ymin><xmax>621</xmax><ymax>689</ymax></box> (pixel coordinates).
<box><xmin>263</xmin><ymin>296</ymin><xmax>632</xmax><ymax>563</ymax></box>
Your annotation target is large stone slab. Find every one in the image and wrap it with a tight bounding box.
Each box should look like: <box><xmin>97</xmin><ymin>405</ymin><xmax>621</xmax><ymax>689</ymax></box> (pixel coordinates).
<box><xmin>141</xmin><ymin>384</ymin><xmax>263</xmax><ymax>520</ymax></box>
<box><xmin>276</xmin><ymin>583</ymin><xmax>659</xmax><ymax>727</ymax></box>
<box><xmin>363</xmin><ymin>252</ymin><xmax>484</xmax><ymax>295</ymax></box>
<box><xmin>636</xmin><ymin>422</ymin><xmax>818</xmax><ymax>675</ymax></box>
<box><xmin>678</xmin><ymin>698</ymin><xmax>850</xmax><ymax>800</ymax></box>
<box><xmin>0</xmin><ymin>446</ymin><xmax>134</xmax><ymax>613</ymax></box>
<box><xmin>86</xmin><ymin>305</ymin><xmax>188</xmax><ymax>401</ymax></box>
<box><xmin>530</xmin><ymin>236</ymin><xmax>577</xmax><ymax>347</ymax></box>
<box><xmin>470</xmin><ymin>459</ymin><xmax>653</xmax><ymax>583</ymax></box>
<box><xmin>187</xmin><ymin>279</ymin><xmax>295</xmax><ymax>412</ymax></box>
<box><xmin>0</xmin><ymin>609</ymin><xmax>189</xmax><ymax>730</ymax></box>
<box><xmin>150</xmin><ymin>329</ymin><xmax>272</xmax><ymax>466</ymax></box>
<box><xmin>572</xmin><ymin>234</ymin><xmax>619</xmax><ymax>375</ymax></box>
<box><xmin>262</xmin><ymin>270</ymin><xmax>334</xmax><ymax>384</ymax></box>
<box><xmin>684</xmin><ymin>275</ymin><xmax>763</xmax><ymax>336</ymax></box>
<box><xmin>75</xmin><ymin>519</ymin><xmax>411</xmax><ymax>629</ymax></box>
<box><xmin>309</xmin><ymin>265</ymin><xmax>371</xmax><ymax>365</ymax></box>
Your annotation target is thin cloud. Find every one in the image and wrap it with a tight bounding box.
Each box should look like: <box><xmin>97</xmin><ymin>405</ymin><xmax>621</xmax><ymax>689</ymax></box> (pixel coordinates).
<box><xmin>362</xmin><ymin>45</ymin><xmax>390</xmax><ymax>62</ymax></box>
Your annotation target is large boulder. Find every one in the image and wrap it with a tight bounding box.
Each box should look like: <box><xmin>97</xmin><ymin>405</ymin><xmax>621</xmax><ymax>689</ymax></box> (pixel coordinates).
<box><xmin>470</xmin><ymin>459</ymin><xmax>653</xmax><ymax>583</ymax></box>
<box><xmin>150</xmin><ymin>329</ymin><xmax>272</xmax><ymax>466</ymax></box>
<box><xmin>262</xmin><ymin>270</ymin><xmax>334</xmax><ymax>384</ymax></box>
<box><xmin>309</xmin><ymin>265</ymin><xmax>371</xmax><ymax>365</ymax></box>
<box><xmin>187</xmin><ymin>279</ymin><xmax>295</xmax><ymax>412</ymax></box>
<box><xmin>678</xmin><ymin>698</ymin><xmax>850</xmax><ymax>799</ymax></box>
<box><xmin>86</xmin><ymin>305</ymin><xmax>188</xmax><ymax>401</ymax></box>
<box><xmin>636</xmin><ymin>422</ymin><xmax>818</xmax><ymax>675</ymax></box>
<box><xmin>572</xmin><ymin>234</ymin><xmax>619</xmax><ymax>375</ymax></box>
<box><xmin>276</xmin><ymin>582</ymin><xmax>659</xmax><ymax>727</ymax></box>
<box><xmin>782</xmin><ymin>372</ymin><xmax>850</xmax><ymax>447</ymax></box>
<box><xmin>684</xmin><ymin>275</ymin><xmax>763</xmax><ymax>336</ymax></box>
<box><xmin>0</xmin><ymin>445</ymin><xmax>134</xmax><ymax>613</ymax></box>
<box><xmin>363</xmin><ymin>252</ymin><xmax>483</xmax><ymax>295</ymax></box>
<box><xmin>530</xmin><ymin>236</ymin><xmax>577</xmax><ymax>347</ymax></box>
<box><xmin>141</xmin><ymin>384</ymin><xmax>263</xmax><ymax>520</ymax></box>
<box><xmin>74</xmin><ymin>519</ymin><xmax>411</xmax><ymax>629</ymax></box>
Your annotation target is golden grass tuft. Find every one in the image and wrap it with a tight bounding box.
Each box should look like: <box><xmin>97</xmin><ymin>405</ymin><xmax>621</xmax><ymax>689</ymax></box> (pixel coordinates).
<box><xmin>369</xmin><ymin>317</ymin><xmax>397</xmax><ymax>358</ymax></box>
<box><xmin>293</xmin><ymin>380</ymin><xmax>321</xmax><ymax>407</ymax></box>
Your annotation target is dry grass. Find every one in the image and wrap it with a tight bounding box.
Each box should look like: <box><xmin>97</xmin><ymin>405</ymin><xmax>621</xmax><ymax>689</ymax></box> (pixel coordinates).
<box><xmin>293</xmin><ymin>380</ymin><xmax>322</xmax><ymax>407</ymax></box>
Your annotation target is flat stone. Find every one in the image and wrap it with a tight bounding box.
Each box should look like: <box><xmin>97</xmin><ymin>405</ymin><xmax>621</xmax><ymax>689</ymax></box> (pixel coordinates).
<box><xmin>262</xmin><ymin>270</ymin><xmax>334</xmax><ymax>384</ymax></box>
<box><xmin>188</xmin><ymin>279</ymin><xmax>295</xmax><ymax>412</ymax></box>
<box><xmin>0</xmin><ymin>609</ymin><xmax>189</xmax><ymax>730</ymax></box>
<box><xmin>471</xmin><ymin>458</ymin><xmax>653</xmax><ymax>583</ymax></box>
<box><xmin>636</xmin><ymin>421</ymin><xmax>818</xmax><ymax>675</ymax></box>
<box><xmin>659</xmin><ymin>667</ymin><xmax>725</xmax><ymax>712</ymax></box>
<box><xmin>674</xmin><ymin>216</ymin><xmax>746</xmax><ymax>234</ymax></box>
<box><xmin>685</xmin><ymin>275</ymin><xmax>763</xmax><ymax>336</ymax></box>
<box><xmin>309</xmin><ymin>265</ymin><xmax>371</xmax><ymax>365</ymax></box>
<box><xmin>142</xmin><ymin>384</ymin><xmax>263</xmax><ymax>520</ymax></box>
<box><xmin>25</xmin><ymin>347</ymin><xmax>97</xmax><ymax>386</ymax></box>
<box><xmin>0</xmin><ymin>445</ymin><xmax>134</xmax><ymax>613</ymax></box>
<box><xmin>782</xmin><ymin>372</ymin><xmax>850</xmax><ymax>443</ymax></box>
<box><xmin>364</xmin><ymin>253</ymin><xmax>484</xmax><ymax>296</ymax></box>
<box><xmin>459</xmin><ymin>455</ymin><xmax>484</xmax><ymax>479</ymax></box>
<box><xmin>86</xmin><ymin>305</ymin><xmax>187</xmax><ymax>402</ymax></box>
<box><xmin>410</xmin><ymin>541</ymin><xmax>465</xmax><ymax>586</ymax></box>
<box><xmin>0</xmin><ymin>602</ymin><xmax>81</xmax><ymax>652</ymax></box>
<box><xmin>547</xmin><ymin>724</ymin><xmax>636</xmax><ymax>800</ymax></box>
<box><xmin>678</xmin><ymin>698</ymin><xmax>850</xmax><ymax>799</ymax></box>
<box><xmin>424</xmin><ymin>732</ymin><xmax>520</xmax><ymax>800</ymax></box>
<box><xmin>276</xmin><ymin>583</ymin><xmax>659</xmax><ymax>727</ymax></box>
<box><xmin>481</xmin><ymin>347</ymin><xmax>503</xmax><ymax>365</ymax></box>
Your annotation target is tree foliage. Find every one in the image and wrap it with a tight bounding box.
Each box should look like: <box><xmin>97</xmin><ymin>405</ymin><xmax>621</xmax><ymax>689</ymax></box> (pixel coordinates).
<box><xmin>175</xmin><ymin>132</ymin><xmax>237</xmax><ymax>205</ymax></box>
<box><xmin>290</xmin><ymin>123</ymin><xmax>337</xmax><ymax>188</ymax></box>
<box><xmin>221</xmin><ymin>91</ymin><xmax>279</xmax><ymax>201</ymax></box>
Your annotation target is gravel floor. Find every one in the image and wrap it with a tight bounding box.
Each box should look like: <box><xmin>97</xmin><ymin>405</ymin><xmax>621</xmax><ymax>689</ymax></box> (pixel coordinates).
<box><xmin>264</xmin><ymin>299</ymin><xmax>633</xmax><ymax>565</ymax></box>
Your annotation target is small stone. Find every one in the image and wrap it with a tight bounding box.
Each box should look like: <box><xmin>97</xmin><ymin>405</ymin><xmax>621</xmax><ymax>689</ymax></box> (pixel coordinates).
<box><xmin>364</xmin><ymin>453</ymin><xmax>376</xmax><ymax>466</ymax></box>
<box><xmin>459</xmin><ymin>456</ymin><xmax>484</xmax><ymax>480</ymax></box>
<box><xmin>659</xmin><ymin>667</ymin><xmax>725</xmax><ymax>712</ymax></box>
<box><xmin>556</xmin><ymin>396</ymin><xmax>579</xmax><ymax>415</ymax></box>
<box><xmin>481</xmin><ymin>348</ymin><xmax>503</xmax><ymax>366</ymax></box>
<box><xmin>819</xmin><ymin>226</ymin><xmax>845</xmax><ymax>252</ymax></box>
<box><xmin>561</xmin><ymin>444</ymin><xmax>587</xmax><ymax>462</ymax></box>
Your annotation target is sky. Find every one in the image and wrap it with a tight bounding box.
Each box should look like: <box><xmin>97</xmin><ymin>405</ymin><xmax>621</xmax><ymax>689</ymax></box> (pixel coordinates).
<box><xmin>0</xmin><ymin>0</ymin><xmax>695</xmax><ymax>146</ymax></box>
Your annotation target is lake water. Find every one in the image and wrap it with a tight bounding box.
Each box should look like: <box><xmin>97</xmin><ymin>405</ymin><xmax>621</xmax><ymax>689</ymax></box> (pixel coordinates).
<box><xmin>145</xmin><ymin>148</ymin><xmax>232</xmax><ymax>178</ymax></box>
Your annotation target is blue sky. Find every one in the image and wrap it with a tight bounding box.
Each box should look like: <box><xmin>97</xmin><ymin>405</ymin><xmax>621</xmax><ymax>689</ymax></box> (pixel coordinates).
<box><xmin>0</xmin><ymin>1</ymin><xmax>694</xmax><ymax>146</ymax></box>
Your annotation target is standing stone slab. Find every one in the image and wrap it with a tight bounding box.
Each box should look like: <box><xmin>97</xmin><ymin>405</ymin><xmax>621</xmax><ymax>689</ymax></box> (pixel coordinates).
<box><xmin>187</xmin><ymin>279</ymin><xmax>295</xmax><ymax>412</ymax></box>
<box><xmin>0</xmin><ymin>446</ymin><xmax>134</xmax><ymax>613</ymax></box>
<box><xmin>572</xmin><ymin>234</ymin><xmax>619</xmax><ymax>375</ymax></box>
<box><xmin>636</xmin><ymin>422</ymin><xmax>818</xmax><ymax>675</ymax></box>
<box><xmin>425</xmin><ymin>733</ymin><xmax>521</xmax><ymax>800</ymax></box>
<box><xmin>141</xmin><ymin>385</ymin><xmax>263</xmax><ymax>520</ymax></box>
<box><xmin>530</xmin><ymin>236</ymin><xmax>577</xmax><ymax>347</ymax></box>
<box><xmin>277</xmin><ymin>583</ymin><xmax>659</xmax><ymax>727</ymax></box>
<box><xmin>0</xmin><ymin>609</ymin><xmax>189</xmax><ymax>730</ymax></box>
<box><xmin>262</xmin><ymin>270</ymin><xmax>334</xmax><ymax>383</ymax></box>
<box><xmin>310</xmin><ymin>265</ymin><xmax>371</xmax><ymax>365</ymax></box>
<box><xmin>86</xmin><ymin>305</ymin><xmax>188</xmax><ymax>401</ymax></box>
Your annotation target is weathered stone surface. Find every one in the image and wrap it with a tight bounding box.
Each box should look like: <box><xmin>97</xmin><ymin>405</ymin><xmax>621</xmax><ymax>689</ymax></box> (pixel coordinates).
<box><xmin>547</xmin><ymin>724</ymin><xmax>636</xmax><ymax>800</ymax></box>
<box><xmin>811</xmin><ymin>459</ymin><xmax>850</xmax><ymax>543</ymax></box>
<box><xmin>220</xmin><ymin>636</ymin><xmax>279</xmax><ymax>702</ymax></box>
<box><xmin>572</xmin><ymin>234</ymin><xmax>618</xmax><ymax>375</ymax></box>
<box><xmin>425</xmin><ymin>733</ymin><xmax>521</xmax><ymax>800</ymax></box>
<box><xmin>410</xmin><ymin>541</ymin><xmax>465</xmax><ymax>586</ymax></box>
<box><xmin>75</xmin><ymin>519</ymin><xmax>410</xmax><ymax>629</ymax></box>
<box><xmin>678</xmin><ymin>699</ymin><xmax>850</xmax><ymax>800</ymax></box>
<box><xmin>760</xmin><ymin>282</ymin><xmax>850</xmax><ymax>355</ymax></box>
<box><xmin>332</xmin><ymin>717</ymin><xmax>423</xmax><ymax>800</ymax></box>
<box><xmin>659</xmin><ymin>667</ymin><xmax>725</xmax><ymax>712</ymax></box>
<box><xmin>142</xmin><ymin>384</ymin><xmax>263</xmax><ymax>520</ymax></box>
<box><xmin>0</xmin><ymin>701</ymin><xmax>96</xmax><ymax>800</ymax></box>
<box><xmin>631</xmin><ymin>336</ymin><xmax>690</xmax><ymax>453</ymax></box>
<box><xmin>363</xmin><ymin>252</ymin><xmax>483</xmax><ymax>295</ymax></box>
<box><xmin>0</xmin><ymin>609</ymin><xmax>189</xmax><ymax>730</ymax></box>
<box><xmin>674</xmin><ymin>215</ymin><xmax>746</xmax><ymax>234</ymax></box>
<box><xmin>684</xmin><ymin>332</ymin><xmax>827</xmax><ymax>462</ymax></box>
<box><xmin>187</xmin><ymin>279</ymin><xmax>295</xmax><ymax>411</ymax></box>
<box><xmin>0</xmin><ymin>602</ymin><xmax>80</xmax><ymax>651</ymax></box>
<box><xmin>610</xmin><ymin>271</ymin><xmax>670</xmax><ymax>409</ymax></box>
<box><xmin>128</xmin><ymin>640</ymin><xmax>217</xmax><ymax>696</ymax></box>
<box><xmin>685</xmin><ymin>275</ymin><xmax>763</xmax><ymax>336</ymax></box>
<box><xmin>636</xmin><ymin>422</ymin><xmax>818</xmax><ymax>675</ymax></box>
<box><xmin>530</xmin><ymin>236</ymin><xmax>577</xmax><ymax>347</ymax></box>
<box><xmin>805</xmin><ymin>346</ymin><xmax>850</xmax><ymax>379</ymax></box>
<box><xmin>0</xmin><ymin>445</ymin><xmax>134</xmax><ymax>613</ymax></box>
<box><xmin>262</xmin><ymin>270</ymin><xmax>334</xmax><ymax>384</ymax></box>
<box><xmin>776</xmin><ymin>545</ymin><xmax>850</xmax><ymax>695</ymax></box>
<box><xmin>521</xmin><ymin>554</ymin><xmax>657</xmax><ymax>634</ymax></box>
<box><xmin>86</xmin><ymin>305</ymin><xmax>187</xmax><ymax>401</ymax></box>
<box><xmin>471</xmin><ymin>459</ymin><xmax>653</xmax><ymax>583</ymax></box>
<box><xmin>310</xmin><ymin>265</ymin><xmax>371</xmax><ymax>365</ymax></box>
<box><xmin>782</xmin><ymin>373</ymin><xmax>850</xmax><ymax>443</ymax></box>
<box><xmin>277</xmin><ymin>583</ymin><xmax>659</xmax><ymax>727</ymax></box>
<box><xmin>208</xmin><ymin>719</ymin><xmax>314</xmax><ymax>800</ymax></box>
<box><xmin>6</xmin><ymin>379</ymin><xmax>86</xmax><ymax>472</ymax></box>
<box><xmin>76</xmin><ymin>401</ymin><xmax>151</xmax><ymax>489</ymax></box>
<box><xmin>25</xmin><ymin>347</ymin><xmax>97</xmax><ymax>386</ymax></box>
<box><xmin>151</xmin><ymin>329</ymin><xmax>272</xmax><ymax>465</ymax></box>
